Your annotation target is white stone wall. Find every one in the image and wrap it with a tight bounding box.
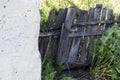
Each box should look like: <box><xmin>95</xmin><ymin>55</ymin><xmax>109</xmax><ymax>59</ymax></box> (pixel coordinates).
<box><xmin>0</xmin><ymin>0</ymin><xmax>41</xmax><ymax>80</ymax></box>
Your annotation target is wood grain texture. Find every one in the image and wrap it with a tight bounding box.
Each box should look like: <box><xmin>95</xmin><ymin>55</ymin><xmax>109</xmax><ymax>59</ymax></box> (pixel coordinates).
<box><xmin>47</xmin><ymin>9</ymin><xmax>67</xmax><ymax>60</ymax></box>
<box><xmin>39</xmin><ymin>10</ymin><xmax>56</xmax><ymax>60</ymax></box>
<box><xmin>106</xmin><ymin>9</ymin><xmax>114</xmax><ymax>29</ymax></box>
<box><xmin>86</xmin><ymin>4</ymin><xmax>102</xmax><ymax>65</ymax></box>
<box><xmin>68</xmin><ymin>10</ymin><xmax>88</xmax><ymax>63</ymax></box>
<box><xmin>57</xmin><ymin>8</ymin><xmax>76</xmax><ymax>63</ymax></box>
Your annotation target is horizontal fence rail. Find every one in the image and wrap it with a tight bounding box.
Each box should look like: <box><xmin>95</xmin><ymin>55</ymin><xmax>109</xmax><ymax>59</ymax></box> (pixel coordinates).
<box><xmin>39</xmin><ymin>20</ymin><xmax>120</xmax><ymax>37</ymax></box>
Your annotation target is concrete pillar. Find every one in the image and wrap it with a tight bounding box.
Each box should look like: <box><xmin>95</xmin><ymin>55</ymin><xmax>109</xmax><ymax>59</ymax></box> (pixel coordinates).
<box><xmin>0</xmin><ymin>0</ymin><xmax>41</xmax><ymax>80</ymax></box>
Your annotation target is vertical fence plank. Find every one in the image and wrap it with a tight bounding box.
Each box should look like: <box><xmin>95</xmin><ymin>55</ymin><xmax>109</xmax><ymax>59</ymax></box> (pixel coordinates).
<box><xmin>39</xmin><ymin>10</ymin><xmax>56</xmax><ymax>60</ymax></box>
<box><xmin>53</xmin><ymin>8</ymin><xmax>67</xmax><ymax>29</ymax></box>
<box><xmin>39</xmin><ymin>37</ymin><xmax>49</xmax><ymax>60</ymax></box>
<box><xmin>101</xmin><ymin>8</ymin><xmax>107</xmax><ymax>22</ymax></box>
<box><xmin>77</xmin><ymin>11</ymin><xmax>88</xmax><ymax>64</ymax></box>
<box><xmin>46</xmin><ymin>10</ymin><xmax>56</xmax><ymax>30</ymax></box>
<box><xmin>97</xmin><ymin>8</ymin><xmax>107</xmax><ymax>43</ymax></box>
<box><xmin>87</xmin><ymin>4</ymin><xmax>102</xmax><ymax>64</ymax></box>
<box><xmin>106</xmin><ymin>9</ymin><xmax>114</xmax><ymax>29</ymax></box>
<box><xmin>47</xmin><ymin>9</ymin><xmax>67</xmax><ymax>60</ymax></box>
<box><xmin>98</xmin><ymin>8</ymin><xmax>107</xmax><ymax>33</ymax></box>
<box><xmin>92</xmin><ymin>4</ymin><xmax>102</xmax><ymax>34</ymax></box>
<box><xmin>117</xmin><ymin>14</ymin><xmax>120</xmax><ymax>25</ymax></box>
<box><xmin>79</xmin><ymin>8</ymin><xmax>95</xmax><ymax>65</ymax></box>
<box><xmin>68</xmin><ymin>10</ymin><xmax>88</xmax><ymax>63</ymax></box>
<box><xmin>118</xmin><ymin>14</ymin><xmax>120</xmax><ymax>20</ymax></box>
<box><xmin>57</xmin><ymin>8</ymin><xmax>76</xmax><ymax>63</ymax></box>
<box><xmin>85</xmin><ymin>8</ymin><xmax>95</xmax><ymax>65</ymax></box>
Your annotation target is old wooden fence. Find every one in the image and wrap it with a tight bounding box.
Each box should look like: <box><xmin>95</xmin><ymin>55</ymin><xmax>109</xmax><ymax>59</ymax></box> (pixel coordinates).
<box><xmin>39</xmin><ymin>4</ymin><xmax>120</xmax><ymax>70</ymax></box>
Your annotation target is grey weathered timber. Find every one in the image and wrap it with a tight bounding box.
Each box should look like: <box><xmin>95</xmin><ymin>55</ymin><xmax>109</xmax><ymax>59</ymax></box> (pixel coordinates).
<box><xmin>39</xmin><ymin>10</ymin><xmax>56</xmax><ymax>60</ymax></box>
<box><xmin>106</xmin><ymin>9</ymin><xmax>114</xmax><ymax>29</ymax></box>
<box><xmin>92</xmin><ymin>4</ymin><xmax>102</xmax><ymax>35</ymax></box>
<box><xmin>117</xmin><ymin>14</ymin><xmax>120</xmax><ymax>25</ymax></box>
<box><xmin>73</xmin><ymin>20</ymin><xmax>120</xmax><ymax>26</ymax></box>
<box><xmin>46</xmin><ymin>10</ymin><xmax>56</xmax><ymax>30</ymax></box>
<box><xmin>39</xmin><ymin>37</ymin><xmax>49</xmax><ymax>60</ymax></box>
<box><xmin>39</xmin><ymin>30</ymin><xmax>60</xmax><ymax>37</ymax></box>
<box><xmin>118</xmin><ymin>14</ymin><xmax>120</xmax><ymax>19</ymax></box>
<box><xmin>76</xmin><ymin>10</ymin><xmax>88</xmax><ymax>64</ymax></box>
<box><xmin>65</xmin><ymin>8</ymin><xmax>76</xmax><ymax>30</ymax></box>
<box><xmin>68</xmin><ymin>10</ymin><xmax>88</xmax><ymax>63</ymax></box>
<box><xmin>99</xmin><ymin>8</ymin><xmax>107</xmax><ymax>32</ymax></box>
<box><xmin>57</xmin><ymin>8</ymin><xmax>76</xmax><ymax>63</ymax></box>
<box><xmin>80</xmin><ymin>8</ymin><xmax>95</xmax><ymax>64</ymax></box>
<box><xmin>85</xmin><ymin>8</ymin><xmax>95</xmax><ymax>65</ymax></box>
<box><xmin>86</xmin><ymin>4</ymin><xmax>102</xmax><ymax>65</ymax></box>
<box><xmin>39</xmin><ymin>9</ymin><xmax>67</xmax><ymax>60</ymax></box>
<box><xmin>47</xmin><ymin>9</ymin><xmax>67</xmax><ymax>59</ymax></box>
<box><xmin>97</xmin><ymin>8</ymin><xmax>107</xmax><ymax>44</ymax></box>
<box><xmin>53</xmin><ymin>9</ymin><xmax>67</xmax><ymax>29</ymax></box>
<box><xmin>69</xmin><ymin>31</ymin><xmax>103</xmax><ymax>37</ymax></box>
<box><xmin>39</xmin><ymin>17</ymin><xmax>120</xmax><ymax>37</ymax></box>
<box><xmin>43</xmin><ymin>10</ymin><xmax>56</xmax><ymax>58</ymax></box>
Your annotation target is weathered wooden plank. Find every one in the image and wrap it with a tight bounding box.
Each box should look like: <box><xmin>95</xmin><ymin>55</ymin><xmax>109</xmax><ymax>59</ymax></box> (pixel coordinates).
<box><xmin>47</xmin><ymin>19</ymin><xmax>120</xmax><ymax>30</ymax></box>
<box><xmin>46</xmin><ymin>10</ymin><xmax>56</xmax><ymax>30</ymax></box>
<box><xmin>80</xmin><ymin>8</ymin><xmax>96</xmax><ymax>64</ymax></box>
<box><xmin>56</xmin><ymin>23</ymin><xmax>65</xmax><ymax>63</ymax></box>
<box><xmin>53</xmin><ymin>8</ymin><xmax>67</xmax><ymax>29</ymax></box>
<box><xmin>118</xmin><ymin>14</ymin><xmax>120</xmax><ymax>19</ymax></box>
<box><xmin>64</xmin><ymin>63</ymin><xmax>88</xmax><ymax>69</ymax></box>
<box><xmin>65</xmin><ymin>8</ymin><xmax>76</xmax><ymax>30</ymax></box>
<box><xmin>39</xmin><ymin>9</ymin><xmax>67</xmax><ymax>60</ymax></box>
<box><xmin>101</xmin><ymin>8</ymin><xmax>107</xmax><ymax>21</ymax></box>
<box><xmin>86</xmin><ymin>4</ymin><xmax>102</xmax><ymax>65</ymax></box>
<box><xmin>77</xmin><ymin>11</ymin><xmax>88</xmax><ymax>64</ymax></box>
<box><xmin>39</xmin><ymin>30</ymin><xmax>60</xmax><ymax>37</ymax></box>
<box><xmin>69</xmin><ymin>30</ymin><xmax>103</xmax><ymax>37</ymax></box>
<box><xmin>106</xmin><ymin>9</ymin><xmax>114</xmax><ymax>29</ymax></box>
<box><xmin>42</xmin><ymin>10</ymin><xmax>56</xmax><ymax>57</ymax></box>
<box><xmin>92</xmin><ymin>4</ymin><xmax>102</xmax><ymax>34</ymax></box>
<box><xmin>47</xmin><ymin>37</ymin><xmax>58</xmax><ymax>60</ymax></box>
<box><xmin>68</xmin><ymin>10</ymin><xmax>88</xmax><ymax>63</ymax></box>
<box><xmin>99</xmin><ymin>8</ymin><xmax>107</xmax><ymax>31</ymax></box>
<box><xmin>94</xmin><ymin>4</ymin><xmax>102</xmax><ymax>20</ymax></box>
<box><xmin>67</xmin><ymin>37</ymin><xmax>81</xmax><ymax>63</ymax></box>
<box><xmin>39</xmin><ymin>18</ymin><xmax>120</xmax><ymax>38</ymax></box>
<box><xmin>57</xmin><ymin>7</ymin><xmax>76</xmax><ymax>63</ymax></box>
<box><xmin>39</xmin><ymin>37</ymin><xmax>49</xmax><ymax>60</ymax></box>
<box><xmin>46</xmin><ymin>9</ymin><xmax>67</xmax><ymax>59</ymax></box>
<box><xmin>117</xmin><ymin>14</ymin><xmax>120</xmax><ymax>25</ymax></box>
<box><xmin>73</xmin><ymin>20</ymin><xmax>117</xmax><ymax>26</ymax></box>
<box><xmin>39</xmin><ymin>10</ymin><xmax>56</xmax><ymax>60</ymax></box>
<box><xmin>97</xmin><ymin>8</ymin><xmax>107</xmax><ymax>43</ymax></box>
<box><xmin>39</xmin><ymin>27</ymin><xmax>100</xmax><ymax>38</ymax></box>
<box><xmin>80</xmin><ymin>8</ymin><xmax>95</xmax><ymax>65</ymax></box>
<box><xmin>107</xmin><ymin>9</ymin><xmax>114</xmax><ymax>21</ymax></box>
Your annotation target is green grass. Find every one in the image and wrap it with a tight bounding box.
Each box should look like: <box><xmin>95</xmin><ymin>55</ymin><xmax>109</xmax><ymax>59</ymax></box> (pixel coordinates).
<box><xmin>90</xmin><ymin>24</ymin><xmax>120</xmax><ymax>80</ymax></box>
<box><xmin>42</xmin><ymin>58</ymin><xmax>75</xmax><ymax>80</ymax></box>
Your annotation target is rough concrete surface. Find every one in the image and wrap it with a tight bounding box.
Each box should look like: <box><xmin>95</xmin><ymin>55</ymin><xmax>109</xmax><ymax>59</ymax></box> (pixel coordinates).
<box><xmin>0</xmin><ymin>0</ymin><xmax>41</xmax><ymax>80</ymax></box>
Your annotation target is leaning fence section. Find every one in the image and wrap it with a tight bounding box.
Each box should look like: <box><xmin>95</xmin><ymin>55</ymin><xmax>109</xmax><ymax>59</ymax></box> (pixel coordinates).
<box><xmin>39</xmin><ymin>9</ymin><xmax>67</xmax><ymax>61</ymax></box>
<box><xmin>39</xmin><ymin>4</ymin><xmax>120</xmax><ymax>69</ymax></box>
